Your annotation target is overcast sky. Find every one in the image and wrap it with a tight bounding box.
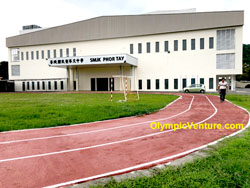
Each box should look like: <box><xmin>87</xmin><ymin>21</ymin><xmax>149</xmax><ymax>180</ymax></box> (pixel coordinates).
<box><xmin>0</xmin><ymin>0</ymin><xmax>249</xmax><ymax>61</ymax></box>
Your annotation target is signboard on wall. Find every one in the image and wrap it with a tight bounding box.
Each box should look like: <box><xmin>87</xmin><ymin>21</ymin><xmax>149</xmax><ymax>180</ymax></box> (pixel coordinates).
<box><xmin>48</xmin><ymin>54</ymin><xmax>137</xmax><ymax>67</ymax></box>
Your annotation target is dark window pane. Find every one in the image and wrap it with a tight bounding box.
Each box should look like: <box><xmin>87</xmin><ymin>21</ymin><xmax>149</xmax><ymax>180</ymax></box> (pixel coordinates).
<box><xmin>138</xmin><ymin>43</ymin><xmax>142</xmax><ymax>54</ymax></box>
<box><xmin>156</xmin><ymin>79</ymin><xmax>159</xmax><ymax>89</ymax></box>
<box><xmin>164</xmin><ymin>41</ymin><xmax>169</xmax><ymax>52</ymax></box>
<box><xmin>182</xmin><ymin>40</ymin><xmax>187</xmax><ymax>51</ymax></box>
<box><xmin>61</xmin><ymin>81</ymin><xmax>64</xmax><ymax>90</ymax></box>
<box><xmin>60</xmin><ymin>49</ymin><xmax>63</xmax><ymax>57</ymax></box>
<box><xmin>47</xmin><ymin>50</ymin><xmax>50</xmax><ymax>59</ymax></box>
<box><xmin>48</xmin><ymin>81</ymin><xmax>51</xmax><ymax>90</ymax></box>
<box><xmin>174</xmin><ymin>79</ymin><xmax>178</xmax><ymax>89</ymax></box>
<box><xmin>147</xmin><ymin>79</ymin><xmax>151</xmax><ymax>90</ymax></box>
<box><xmin>130</xmin><ymin>44</ymin><xmax>133</xmax><ymax>54</ymax></box>
<box><xmin>209</xmin><ymin>37</ymin><xmax>214</xmax><ymax>49</ymax></box>
<box><xmin>200</xmin><ymin>38</ymin><xmax>204</xmax><ymax>49</ymax></box>
<box><xmin>209</xmin><ymin>78</ymin><xmax>214</xmax><ymax>89</ymax></box>
<box><xmin>32</xmin><ymin>82</ymin><xmax>35</xmax><ymax>90</ymax></box>
<box><xmin>138</xmin><ymin>80</ymin><xmax>142</xmax><ymax>89</ymax></box>
<box><xmin>54</xmin><ymin>81</ymin><xmax>57</xmax><ymax>90</ymax></box>
<box><xmin>42</xmin><ymin>81</ymin><xmax>45</xmax><ymax>90</ymax></box>
<box><xmin>41</xmin><ymin>50</ymin><xmax>44</xmax><ymax>59</ymax></box>
<box><xmin>191</xmin><ymin>39</ymin><xmax>195</xmax><ymax>50</ymax></box>
<box><xmin>155</xmin><ymin>42</ymin><xmax>159</xmax><ymax>52</ymax></box>
<box><xmin>73</xmin><ymin>48</ymin><xmax>76</xmax><ymax>56</ymax></box>
<box><xmin>164</xmin><ymin>79</ymin><xmax>169</xmax><ymax>89</ymax></box>
<box><xmin>31</xmin><ymin>51</ymin><xmax>34</xmax><ymax>60</ymax></box>
<box><xmin>182</xmin><ymin>78</ymin><xmax>187</xmax><ymax>88</ymax></box>
<box><xmin>37</xmin><ymin>82</ymin><xmax>40</xmax><ymax>90</ymax></box>
<box><xmin>27</xmin><ymin>82</ymin><xmax>30</xmax><ymax>90</ymax></box>
<box><xmin>191</xmin><ymin>78</ymin><xmax>195</xmax><ymax>84</ymax></box>
<box><xmin>200</xmin><ymin>78</ymin><xmax>204</xmax><ymax>84</ymax></box>
<box><xmin>147</xmin><ymin>42</ymin><xmax>151</xmax><ymax>53</ymax></box>
<box><xmin>53</xmin><ymin>49</ymin><xmax>56</xmax><ymax>58</ymax></box>
<box><xmin>174</xmin><ymin>40</ymin><xmax>178</xmax><ymax>51</ymax></box>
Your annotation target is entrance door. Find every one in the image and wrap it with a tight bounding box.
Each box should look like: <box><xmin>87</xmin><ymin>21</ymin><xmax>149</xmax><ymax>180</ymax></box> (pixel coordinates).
<box><xmin>91</xmin><ymin>78</ymin><xmax>95</xmax><ymax>91</ymax></box>
<box><xmin>97</xmin><ymin>78</ymin><xmax>109</xmax><ymax>91</ymax></box>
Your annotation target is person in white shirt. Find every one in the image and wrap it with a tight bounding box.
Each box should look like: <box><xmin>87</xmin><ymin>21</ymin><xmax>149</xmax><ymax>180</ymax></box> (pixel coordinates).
<box><xmin>218</xmin><ymin>77</ymin><xmax>229</xmax><ymax>102</ymax></box>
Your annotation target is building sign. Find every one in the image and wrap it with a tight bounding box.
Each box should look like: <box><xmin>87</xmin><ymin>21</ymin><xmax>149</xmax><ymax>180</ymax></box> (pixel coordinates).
<box><xmin>48</xmin><ymin>54</ymin><xmax>137</xmax><ymax>67</ymax></box>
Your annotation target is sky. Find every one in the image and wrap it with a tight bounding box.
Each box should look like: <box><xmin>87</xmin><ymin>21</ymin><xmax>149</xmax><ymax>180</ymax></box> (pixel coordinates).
<box><xmin>0</xmin><ymin>0</ymin><xmax>249</xmax><ymax>61</ymax></box>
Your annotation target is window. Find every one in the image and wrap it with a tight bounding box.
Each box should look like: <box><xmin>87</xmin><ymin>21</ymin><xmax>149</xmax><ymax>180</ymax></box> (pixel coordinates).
<box><xmin>130</xmin><ymin>44</ymin><xmax>133</xmax><ymax>54</ymax></box>
<box><xmin>182</xmin><ymin>40</ymin><xmax>187</xmax><ymax>51</ymax></box>
<box><xmin>217</xmin><ymin>29</ymin><xmax>235</xmax><ymax>50</ymax></box>
<box><xmin>182</xmin><ymin>78</ymin><xmax>187</xmax><ymax>88</ymax></box>
<box><xmin>73</xmin><ymin>48</ymin><xmax>76</xmax><ymax>56</ymax></box>
<box><xmin>31</xmin><ymin>51</ymin><xmax>34</xmax><ymax>60</ymax></box>
<box><xmin>26</xmin><ymin>52</ymin><xmax>29</xmax><ymax>60</ymax></box>
<box><xmin>164</xmin><ymin>41</ymin><xmax>169</xmax><ymax>52</ymax></box>
<box><xmin>146</xmin><ymin>42</ymin><xmax>151</xmax><ymax>53</ymax></box>
<box><xmin>47</xmin><ymin>50</ymin><xmax>50</xmax><ymax>59</ymax></box>
<box><xmin>138</xmin><ymin>80</ymin><xmax>142</xmax><ymax>90</ymax></box>
<box><xmin>21</xmin><ymin>52</ymin><xmax>24</xmax><ymax>61</ymax></box>
<box><xmin>22</xmin><ymin>82</ymin><xmax>25</xmax><ymax>91</ymax></box>
<box><xmin>191</xmin><ymin>39</ymin><xmax>195</xmax><ymax>50</ymax></box>
<box><xmin>27</xmin><ymin>82</ymin><xmax>30</xmax><ymax>90</ymax></box>
<box><xmin>155</xmin><ymin>42</ymin><xmax>159</xmax><ymax>53</ymax></box>
<box><xmin>48</xmin><ymin>81</ymin><xmax>51</xmax><ymax>90</ymax></box>
<box><xmin>174</xmin><ymin>40</ymin><xmax>178</xmax><ymax>51</ymax></box>
<box><xmin>11</xmin><ymin>48</ymin><xmax>19</xmax><ymax>62</ymax></box>
<box><xmin>209</xmin><ymin>78</ymin><xmax>214</xmax><ymax>89</ymax></box>
<box><xmin>164</xmin><ymin>79</ymin><xmax>169</xmax><ymax>89</ymax></box>
<box><xmin>200</xmin><ymin>78</ymin><xmax>204</xmax><ymax>84</ymax></box>
<box><xmin>147</xmin><ymin>79</ymin><xmax>151</xmax><ymax>90</ymax></box>
<box><xmin>200</xmin><ymin>38</ymin><xmax>204</xmax><ymax>50</ymax></box>
<box><xmin>42</xmin><ymin>81</ymin><xmax>45</xmax><ymax>90</ymax></box>
<box><xmin>209</xmin><ymin>37</ymin><xmax>214</xmax><ymax>49</ymax></box>
<box><xmin>53</xmin><ymin>49</ymin><xmax>56</xmax><ymax>58</ymax></box>
<box><xmin>37</xmin><ymin>82</ymin><xmax>40</xmax><ymax>90</ymax></box>
<box><xmin>60</xmin><ymin>49</ymin><xmax>63</xmax><ymax>57</ymax></box>
<box><xmin>216</xmin><ymin>53</ymin><xmax>235</xmax><ymax>69</ymax></box>
<box><xmin>60</xmin><ymin>81</ymin><xmax>64</xmax><ymax>90</ymax></box>
<box><xmin>174</xmin><ymin>79</ymin><xmax>178</xmax><ymax>89</ymax></box>
<box><xmin>191</xmin><ymin>78</ymin><xmax>195</xmax><ymax>84</ymax></box>
<box><xmin>138</xmin><ymin>43</ymin><xmax>142</xmax><ymax>54</ymax></box>
<box><xmin>11</xmin><ymin>65</ymin><xmax>20</xmax><ymax>76</ymax></box>
<box><xmin>36</xmin><ymin>51</ymin><xmax>39</xmax><ymax>59</ymax></box>
<box><xmin>41</xmin><ymin>50</ymin><xmax>44</xmax><ymax>59</ymax></box>
<box><xmin>66</xmin><ymin>48</ymin><xmax>69</xmax><ymax>57</ymax></box>
<box><xmin>54</xmin><ymin>81</ymin><xmax>57</xmax><ymax>90</ymax></box>
<box><xmin>156</xmin><ymin>79</ymin><xmax>160</xmax><ymax>89</ymax></box>
<box><xmin>32</xmin><ymin>82</ymin><xmax>35</xmax><ymax>90</ymax></box>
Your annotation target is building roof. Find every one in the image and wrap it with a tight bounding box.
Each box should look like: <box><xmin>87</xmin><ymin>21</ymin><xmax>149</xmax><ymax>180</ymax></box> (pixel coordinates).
<box><xmin>6</xmin><ymin>10</ymin><xmax>244</xmax><ymax>48</ymax></box>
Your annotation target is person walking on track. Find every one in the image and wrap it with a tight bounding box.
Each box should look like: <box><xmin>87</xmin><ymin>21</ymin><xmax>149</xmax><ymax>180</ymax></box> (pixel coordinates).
<box><xmin>218</xmin><ymin>77</ymin><xmax>229</xmax><ymax>102</ymax></box>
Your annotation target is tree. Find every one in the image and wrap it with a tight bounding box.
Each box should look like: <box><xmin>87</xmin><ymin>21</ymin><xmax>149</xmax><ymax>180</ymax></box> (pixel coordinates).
<box><xmin>237</xmin><ymin>44</ymin><xmax>250</xmax><ymax>81</ymax></box>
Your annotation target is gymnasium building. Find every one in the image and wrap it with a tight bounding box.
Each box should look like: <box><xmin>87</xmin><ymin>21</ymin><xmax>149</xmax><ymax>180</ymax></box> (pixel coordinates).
<box><xmin>6</xmin><ymin>10</ymin><xmax>244</xmax><ymax>92</ymax></box>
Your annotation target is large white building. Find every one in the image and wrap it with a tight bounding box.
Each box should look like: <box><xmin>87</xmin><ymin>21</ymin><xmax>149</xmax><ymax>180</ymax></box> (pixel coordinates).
<box><xmin>6</xmin><ymin>10</ymin><xmax>244</xmax><ymax>92</ymax></box>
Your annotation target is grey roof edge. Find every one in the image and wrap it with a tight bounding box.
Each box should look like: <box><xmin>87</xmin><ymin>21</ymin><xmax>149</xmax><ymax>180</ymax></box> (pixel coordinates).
<box><xmin>6</xmin><ymin>10</ymin><xmax>244</xmax><ymax>48</ymax></box>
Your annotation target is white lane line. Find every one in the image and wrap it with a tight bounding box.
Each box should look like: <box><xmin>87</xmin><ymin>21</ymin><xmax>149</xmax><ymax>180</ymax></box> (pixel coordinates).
<box><xmin>0</xmin><ymin>95</ymin><xmax>212</xmax><ymax>163</ymax></box>
<box><xmin>44</xmin><ymin>95</ymin><xmax>228</xmax><ymax>188</ymax></box>
<box><xmin>0</xmin><ymin>95</ymin><xmax>182</xmax><ymax>135</ymax></box>
<box><xmin>0</xmin><ymin>96</ymin><xmax>190</xmax><ymax>145</ymax></box>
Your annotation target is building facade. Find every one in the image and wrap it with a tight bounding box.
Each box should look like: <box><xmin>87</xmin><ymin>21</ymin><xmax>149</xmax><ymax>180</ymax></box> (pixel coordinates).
<box><xmin>6</xmin><ymin>11</ymin><xmax>244</xmax><ymax>92</ymax></box>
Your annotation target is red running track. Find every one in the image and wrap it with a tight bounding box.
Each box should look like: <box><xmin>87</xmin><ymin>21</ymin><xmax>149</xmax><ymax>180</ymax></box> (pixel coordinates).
<box><xmin>0</xmin><ymin>94</ymin><xmax>249</xmax><ymax>188</ymax></box>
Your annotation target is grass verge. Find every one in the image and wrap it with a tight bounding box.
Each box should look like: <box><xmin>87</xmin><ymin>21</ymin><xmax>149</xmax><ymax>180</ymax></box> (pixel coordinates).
<box><xmin>91</xmin><ymin>94</ymin><xmax>250</xmax><ymax>188</ymax></box>
<box><xmin>0</xmin><ymin>93</ymin><xmax>177</xmax><ymax>132</ymax></box>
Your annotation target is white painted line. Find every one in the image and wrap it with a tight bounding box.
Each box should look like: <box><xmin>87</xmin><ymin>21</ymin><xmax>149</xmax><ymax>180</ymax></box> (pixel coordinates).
<box><xmin>0</xmin><ymin>95</ymin><xmax>182</xmax><ymax>134</ymax></box>
<box><xmin>0</xmin><ymin>96</ymin><xmax>189</xmax><ymax>144</ymax></box>
<box><xmin>44</xmin><ymin>95</ymin><xmax>231</xmax><ymax>188</ymax></box>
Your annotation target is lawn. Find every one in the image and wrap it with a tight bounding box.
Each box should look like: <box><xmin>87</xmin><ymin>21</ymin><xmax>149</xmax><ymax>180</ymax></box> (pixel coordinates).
<box><xmin>91</xmin><ymin>94</ymin><xmax>250</xmax><ymax>188</ymax></box>
<box><xmin>0</xmin><ymin>93</ymin><xmax>178</xmax><ymax>132</ymax></box>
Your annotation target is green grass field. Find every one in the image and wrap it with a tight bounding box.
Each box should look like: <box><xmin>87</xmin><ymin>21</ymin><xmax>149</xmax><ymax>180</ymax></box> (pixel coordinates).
<box><xmin>0</xmin><ymin>93</ymin><xmax>177</xmax><ymax>132</ymax></box>
<box><xmin>91</xmin><ymin>94</ymin><xmax>250</xmax><ymax>188</ymax></box>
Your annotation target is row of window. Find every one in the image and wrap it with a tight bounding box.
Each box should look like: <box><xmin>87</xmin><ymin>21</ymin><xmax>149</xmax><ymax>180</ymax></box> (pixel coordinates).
<box><xmin>130</xmin><ymin>37</ymin><xmax>214</xmax><ymax>54</ymax></box>
<box><xmin>22</xmin><ymin>81</ymin><xmax>65</xmax><ymax>91</ymax></box>
<box><xmin>130</xmin><ymin>29</ymin><xmax>235</xmax><ymax>54</ymax></box>
<box><xmin>13</xmin><ymin>48</ymin><xmax>77</xmax><ymax>62</ymax></box>
<box><xmin>138</xmin><ymin>78</ymin><xmax>214</xmax><ymax>90</ymax></box>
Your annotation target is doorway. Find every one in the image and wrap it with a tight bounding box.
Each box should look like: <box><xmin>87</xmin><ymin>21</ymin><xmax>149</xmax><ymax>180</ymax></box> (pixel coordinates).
<box><xmin>97</xmin><ymin>78</ymin><xmax>109</xmax><ymax>91</ymax></box>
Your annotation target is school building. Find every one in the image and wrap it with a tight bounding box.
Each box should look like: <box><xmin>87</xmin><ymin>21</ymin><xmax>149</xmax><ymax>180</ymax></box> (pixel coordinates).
<box><xmin>6</xmin><ymin>10</ymin><xmax>244</xmax><ymax>92</ymax></box>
